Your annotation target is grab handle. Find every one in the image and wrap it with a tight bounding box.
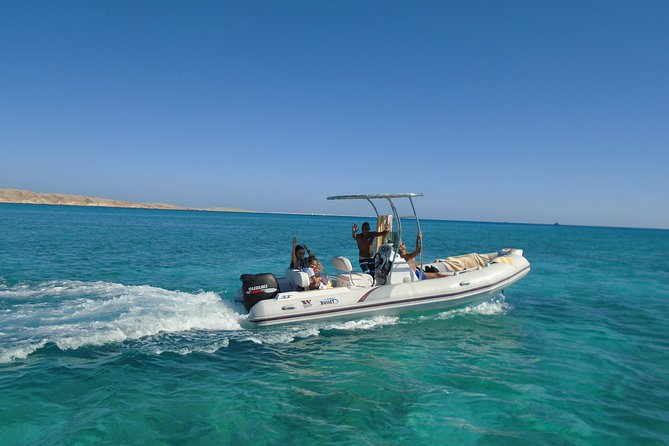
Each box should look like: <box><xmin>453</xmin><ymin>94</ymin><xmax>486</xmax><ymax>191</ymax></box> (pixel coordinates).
<box><xmin>459</xmin><ymin>281</ymin><xmax>470</xmax><ymax>286</ymax></box>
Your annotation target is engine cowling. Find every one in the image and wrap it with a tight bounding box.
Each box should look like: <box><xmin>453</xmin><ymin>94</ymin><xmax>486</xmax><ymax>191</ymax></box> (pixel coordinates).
<box><xmin>240</xmin><ymin>273</ymin><xmax>280</xmax><ymax>311</ymax></box>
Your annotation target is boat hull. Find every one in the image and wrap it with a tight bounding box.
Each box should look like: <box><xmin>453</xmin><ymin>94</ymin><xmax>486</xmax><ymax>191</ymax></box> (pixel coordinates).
<box><xmin>247</xmin><ymin>252</ymin><xmax>530</xmax><ymax>326</ymax></box>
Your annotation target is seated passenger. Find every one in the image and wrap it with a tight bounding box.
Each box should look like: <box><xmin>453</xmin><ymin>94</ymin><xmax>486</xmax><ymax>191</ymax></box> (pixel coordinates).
<box><xmin>305</xmin><ymin>257</ymin><xmax>328</xmax><ymax>289</ymax></box>
<box><xmin>399</xmin><ymin>232</ymin><xmax>447</xmax><ymax>280</ymax></box>
<box><xmin>312</xmin><ymin>257</ymin><xmax>331</xmax><ymax>289</ymax></box>
<box><xmin>290</xmin><ymin>237</ymin><xmax>314</xmax><ymax>269</ymax></box>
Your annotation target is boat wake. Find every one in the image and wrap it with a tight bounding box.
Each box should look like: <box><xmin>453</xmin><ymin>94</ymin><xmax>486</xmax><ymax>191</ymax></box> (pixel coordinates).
<box><xmin>238</xmin><ymin>315</ymin><xmax>401</xmax><ymax>345</ymax></box>
<box><xmin>0</xmin><ymin>280</ymin><xmax>245</xmax><ymax>363</ymax></box>
<box><xmin>435</xmin><ymin>295</ymin><xmax>512</xmax><ymax>319</ymax></box>
<box><xmin>0</xmin><ymin>281</ymin><xmax>511</xmax><ymax>363</ymax></box>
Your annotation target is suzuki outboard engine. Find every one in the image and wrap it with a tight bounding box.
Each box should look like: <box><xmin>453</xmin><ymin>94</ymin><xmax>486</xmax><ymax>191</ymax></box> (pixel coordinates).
<box><xmin>374</xmin><ymin>244</ymin><xmax>394</xmax><ymax>285</ymax></box>
<box><xmin>240</xmin><ymin>273</ymin><xmax>280</xmax><ymax>311</ymax></box>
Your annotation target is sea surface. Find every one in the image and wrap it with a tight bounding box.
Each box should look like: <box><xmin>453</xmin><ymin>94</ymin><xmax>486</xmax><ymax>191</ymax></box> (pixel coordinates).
<box><xmin>1</xmin><ymin>204</ymin><xmax>668</xmax><ymax>445</ymax></box>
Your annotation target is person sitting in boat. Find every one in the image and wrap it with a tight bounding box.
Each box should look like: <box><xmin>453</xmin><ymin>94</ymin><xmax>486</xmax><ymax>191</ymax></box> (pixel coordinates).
<box><xmin>305</xmin><ymin>256</ymin><xmax>328</xmax><ymax>290</ymax></box>
<box><xmin>399</xmin><ymin>232</ymin><xmax>447</xmax><ymax>280</ymax></box>
<box><xmin>312</xmin><ymin>257</ymin><xmax>331</xmax><ymax>289</ymax></box>
<box><xmin>352</xmin><ymin>221</ymin><xmax>390</xmax><ymax>277</ymax></box>
<box><xmin>290</xmin><ymin>237</ymin><xmax>313</xmax><ymax>269</ymax></box>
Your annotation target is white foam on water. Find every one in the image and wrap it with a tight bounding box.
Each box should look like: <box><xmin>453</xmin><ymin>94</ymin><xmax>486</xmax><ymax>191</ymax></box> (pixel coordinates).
<box><xmin>435</xmin><ymin>296</ymin><xmax>511</xmax><ymax>320</ymax></box>
<box><xmin>322</xmin><ymin>315</ymin><xmax>400</xmax><ymax>330</ymax></box>
<box><xmin>235</xmin><ymin>315</ymin><xmax>401</xmax><ymax>346</ymax></box>
<box><xmin>241</xmin><ymin>325</ymin><xmax>322</xmax><ymax>345</ymax></box>
<box><xmin>155</xmin><ymin>338</ymin><xmax>231</xmax><ymax>356</ymax></box>
<box><xmin>0</xmin><ymin>339</ymin><xmax>48</xmax><ymax>363</ymax></box>
<box><xmin>0</xmin><ymin>280</ymin><xmax>130</xmax><ymax>300</ymax></box>
<box><xmin>0</xmin><ymin>280</ymin><xmax>246</xmax><ymax>363</ymax></box>
<box><xmin>200</xmin><ymin>338</ymin><xmax>230</xmax><ymax>353</ymax></box>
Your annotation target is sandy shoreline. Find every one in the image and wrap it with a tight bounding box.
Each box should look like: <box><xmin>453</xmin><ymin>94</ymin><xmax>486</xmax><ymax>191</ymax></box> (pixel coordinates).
<box><xmin>0</xmin><ymin>188</ymin><xmax>251</xmax><ymax>213</ymax></box>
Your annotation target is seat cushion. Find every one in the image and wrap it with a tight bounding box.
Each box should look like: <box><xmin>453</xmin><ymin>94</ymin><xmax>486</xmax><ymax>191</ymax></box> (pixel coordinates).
<box><xmin>285</xmin><ymin>269</ymin><xmax>310</xmax><ymax>289</ymax></box>
<box><xmin>332</xmin><ymin>256</ymin><xmax>353</xmax><ymax>273</ymax></box>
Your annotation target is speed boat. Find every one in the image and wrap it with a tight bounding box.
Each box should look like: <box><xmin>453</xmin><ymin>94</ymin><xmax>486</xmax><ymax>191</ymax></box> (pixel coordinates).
<box><xmin>239</xmin><ymin>193</ymin><xmax>530</xmax><ymax>326</ymax></box>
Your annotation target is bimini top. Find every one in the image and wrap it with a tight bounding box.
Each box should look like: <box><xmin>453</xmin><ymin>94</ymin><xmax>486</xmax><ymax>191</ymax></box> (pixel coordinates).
<box><xmin>327</xmin><ymin>193</ymin><xmax>424</xmax><ymax>200</ymax></box>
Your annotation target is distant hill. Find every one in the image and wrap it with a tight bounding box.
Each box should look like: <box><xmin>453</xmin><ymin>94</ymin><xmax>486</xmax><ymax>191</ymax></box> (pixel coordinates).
<box><xmin>0</xmin><ymin>188</ymin><xmax>251</xmax><ymax>213</ymax></box>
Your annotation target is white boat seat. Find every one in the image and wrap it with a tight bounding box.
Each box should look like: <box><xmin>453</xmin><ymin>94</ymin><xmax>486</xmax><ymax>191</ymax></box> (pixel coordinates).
<box><xmin>285</xmin><ymin>269</ymin><xmax>310</xmax><ymax>291</ymax></box>
<box><xmin>332</xmin><ymin>256</ymin><xmax>353</xmax><ymax>273</ymax></box>
<box><xmin>332</xmin><ymin>256</ymin><xmax>373</xmax><ymax>288</ymax></box>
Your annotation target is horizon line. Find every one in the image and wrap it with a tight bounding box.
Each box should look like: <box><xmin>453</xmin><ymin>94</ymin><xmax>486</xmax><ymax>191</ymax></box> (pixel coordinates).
<box><xmin>1</xmin><ymin>201</ymin><xmax>667</xmax><ymax>232</ymax></box>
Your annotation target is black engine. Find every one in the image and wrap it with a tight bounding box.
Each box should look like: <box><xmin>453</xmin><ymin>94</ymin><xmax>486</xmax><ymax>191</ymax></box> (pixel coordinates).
<box><xmin>240</xmin><ymin>273</ymin><xmax>280</xmax><ymax>311</ymax></box>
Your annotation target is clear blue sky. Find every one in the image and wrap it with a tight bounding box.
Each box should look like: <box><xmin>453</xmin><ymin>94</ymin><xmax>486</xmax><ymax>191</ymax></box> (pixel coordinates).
<box><xmin>1</xmin><ymin>1</ymin><xmax>668</xmax><ymax>228</ymax></box>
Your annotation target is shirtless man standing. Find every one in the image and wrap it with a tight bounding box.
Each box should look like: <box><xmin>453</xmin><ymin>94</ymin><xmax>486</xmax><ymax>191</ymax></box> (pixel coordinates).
<box><xmin>352</xmin><ymin>222</ymin><xmax>389</xmax><ymax>276</ymax></box>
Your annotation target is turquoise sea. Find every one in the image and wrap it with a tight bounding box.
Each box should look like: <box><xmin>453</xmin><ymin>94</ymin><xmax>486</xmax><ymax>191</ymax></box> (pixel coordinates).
<box><xmin>1</xmin><ymin>204</ymin><xmax>668</xmax><ymax>445</ymax></box>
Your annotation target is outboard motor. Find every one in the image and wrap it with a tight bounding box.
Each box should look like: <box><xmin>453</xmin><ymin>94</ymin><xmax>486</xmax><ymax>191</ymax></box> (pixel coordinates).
<box><xmin>240</xmin><ymin>273</ymin><xmax>280</xmax><ymax>311</ymax></box>
<box><xmin>374</xmin><ymin>244</ymin><xmax>394</xmax><ymax>285</ymax></box>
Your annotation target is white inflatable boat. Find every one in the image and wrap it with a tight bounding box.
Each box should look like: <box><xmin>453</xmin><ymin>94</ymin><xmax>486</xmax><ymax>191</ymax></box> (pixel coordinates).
<box><xmin>239</xmin><ymin>194</ymin><xmax>530</xmax><ymax>326</ymax></box>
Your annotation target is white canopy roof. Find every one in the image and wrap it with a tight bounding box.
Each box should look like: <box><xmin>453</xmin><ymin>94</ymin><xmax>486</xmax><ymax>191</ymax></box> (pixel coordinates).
<box><xmin>327</xmin><ymin>193</ymin><xmax>423</xmax><ymax>200</ymax></box>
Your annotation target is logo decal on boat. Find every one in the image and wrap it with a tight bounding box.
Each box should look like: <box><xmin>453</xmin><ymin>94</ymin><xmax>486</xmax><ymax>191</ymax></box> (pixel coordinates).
<box><xmin>320</xmin><ymin>298</ymin><xmax>339</xmax><ymax>305</ymax></box>
<box><xmin>247</xmin><ymin>284</ymin><xmax>269</xmax><ymax>294</ymax></box>
<box><xmin>301</xmin><ymin>299</ymin><xmax>312</xmax><ymax>308</ymax></box>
